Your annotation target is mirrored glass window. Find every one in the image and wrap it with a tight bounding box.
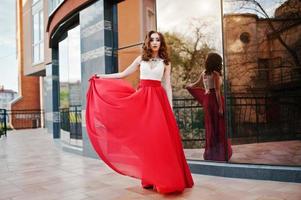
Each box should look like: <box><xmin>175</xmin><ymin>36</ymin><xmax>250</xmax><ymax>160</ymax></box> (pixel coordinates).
<box><xmin>223</xmin><ymin>0</ymin><xmax>301</xmax><ymax>166</ymax></box>
<box><xmin>59</xmin><ymin>25</ymin><xmax>82</xmax><ymax>146</ymax></box>
<box><xmin>156</xmin><ymin>0</ymin><xmax>231</xmax><ymax>162</ymax></box>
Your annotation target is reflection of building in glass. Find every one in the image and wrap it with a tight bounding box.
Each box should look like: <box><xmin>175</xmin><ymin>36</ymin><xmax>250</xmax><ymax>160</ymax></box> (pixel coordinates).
<box><xmin>224</xmin><ymin>0</ymin><xmax>301</xmax><ymax>143</ymax></box>
<box><xmin>69</xmin><ymin>81</ymin><xmax>81</xmax><ymax>106</ymax></box>
<box><xmin>0</xmin><ymin>86</ymin><xmax>18</xmax><ymax>110</ymax></box>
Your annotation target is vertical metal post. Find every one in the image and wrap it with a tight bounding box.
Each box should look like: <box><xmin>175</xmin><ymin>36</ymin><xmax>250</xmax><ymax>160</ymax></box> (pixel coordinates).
<box><xmin>112</xmin><ymin>2</ymin><xmax>118</xmax><ymax>73</ymax></box>
<box><xmin>4</xmin><ymin>109</ymin><xmax>7</xmax><ymax>137</ymax></box>
<box><xmin>75</xmin><ymin>106</ymin><xmax>78</xmax><ymax>139</ymax></box>
<box><xmin>255</xmin><ymin>98</ymin><xmax>259</xmax><ymax>143</ymax></box>
<box><xmin>220</xmin><ymin>0</ymin><xmax>231</xmax><ymax>161</ymax></box>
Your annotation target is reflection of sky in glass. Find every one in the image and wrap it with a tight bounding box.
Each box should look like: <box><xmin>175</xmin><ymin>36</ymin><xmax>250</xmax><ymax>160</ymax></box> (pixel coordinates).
<box><xmin>157</xmin><ymin>0</ymin><xmax>222</xmax><ymax>52</ymax></box>
<box><xmin>58</xmin><ymin>25</ymin><xmax>81</xmax><ymax>83</ymax></box>
<box><xmin>224</xmin><ymin>0</ymin><xmax>286</xmax><ymax>17</ymax></box>
<box><xmin>0</xmin><ymin>0</ymin><xmax>17</xmax><ymax>92</ymax></box>
<box><xmin>68</xmin><ymin>26</ymin><xmax>81</xmax><ymax>83</ymax></box>
<box><xmin>59</xmin><ymin>38</ymin><xmax>69</xmax><ymax>83</ymax></box>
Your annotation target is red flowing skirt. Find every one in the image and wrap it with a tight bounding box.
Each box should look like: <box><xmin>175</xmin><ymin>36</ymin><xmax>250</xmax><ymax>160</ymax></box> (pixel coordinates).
<box><xmin>187</xmin><ymin>88</ymin><xmax>232</xmax><ymax>161</ymax></box>
<box><xmin>186</xmin><ymin>87</ymin><xmax>205</xmax><ymax>106</ymax></box>
<box><xmin>86</xmin><ymin>77</ymin><xmax>194</xmax><ymax>193</ymax></box>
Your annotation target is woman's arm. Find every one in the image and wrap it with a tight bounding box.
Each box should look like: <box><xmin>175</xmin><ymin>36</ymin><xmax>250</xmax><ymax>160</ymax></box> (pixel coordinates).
<box><xmin>162</xmin><ymin>63</ymin><xmax>173</xmax><ymax>109</ymax></box>
<box><xmin>186</xmin><ymin>71</ymin><xmax>204</xmax><ymax>89</ymax></box>
<box><xmin>213</xmin><ymin>71</ymin><xmax>223</xmax><ymax>116</ymax></box>
<box><xmin>96</xmin><ymin>56</ymin><xmax>141</xmax><ymax>79</ymax></box>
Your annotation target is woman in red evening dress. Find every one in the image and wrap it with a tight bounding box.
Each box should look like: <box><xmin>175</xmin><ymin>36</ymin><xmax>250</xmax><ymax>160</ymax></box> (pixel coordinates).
<box><xmin>186</xmin><ymin>53</ymin><xmax>232</xmax><ymax>161</ymax></box>
<box><xmin>86</xmin><ymin>31</ymin><xmax>194</xmax><ymax>194</ymax></box>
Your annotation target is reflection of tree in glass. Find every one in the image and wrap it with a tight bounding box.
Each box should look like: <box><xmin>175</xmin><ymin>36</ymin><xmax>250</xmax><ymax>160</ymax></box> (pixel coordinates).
<box><xmin>225</xmin><ymin>0</ymin><xmax>301</xmax><ymax>69</ymax></box>
<box><xmin>164</xmin><ymin>19</ymin><xmax>215</xmax><ymax>97</ymax></box>
<box><xmin>173</xmin><ymin>99</ymin><xmax>205</xmax><ymax>148</ymax></box>
<box><xmin>181</xmin><ymin>109</ymin><xmax>205</xmax><ymax>148</ymax></box>
<box><xmin>60</xmin><ymin>84</ymin><xmax>69</xmax><ymax>108</ymax></box>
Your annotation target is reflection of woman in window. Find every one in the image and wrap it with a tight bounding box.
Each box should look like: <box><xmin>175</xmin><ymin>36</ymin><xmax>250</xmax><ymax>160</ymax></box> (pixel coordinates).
<box><xmin>186</xmin><ymin>53</ymin><xmax>232</xmax><ymax>161</ymax></box>
<box><xmin>86</xmin><ymin>31</ymin><xmax>194</xmax><ymax>194</ymax></box>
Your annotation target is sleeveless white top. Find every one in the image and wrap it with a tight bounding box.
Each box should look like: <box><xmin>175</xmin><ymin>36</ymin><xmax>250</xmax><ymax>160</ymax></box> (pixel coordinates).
<box><xmin>202</xmin><ymin>72</ymin><xmax>223</xmax><ymax>94</ymax></box>
<box><xmin>140</xmin><ymin>59</ymin><xmax>165</xmax><ymax>81</ymax></box>
<box><xmin>203</xmin><ymin>73</ymin><xmax>215</xmax><ymax>90</ymax></box>
<box><xmin>138</xmin><ymin>58</ymin><xmax>173</xmax><ymax>108</ymax></box>
<box><xmin>117</xmin><ymin>56</ymin><xmax>172</xmax><ymax>108</ymax></box>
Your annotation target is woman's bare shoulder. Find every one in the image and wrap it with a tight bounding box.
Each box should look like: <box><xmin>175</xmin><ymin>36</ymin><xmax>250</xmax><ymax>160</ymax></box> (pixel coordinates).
<box><xmin>135</xmin><ymin>55</ymin><xmax>142</xmax><ymax>62</ymax></box>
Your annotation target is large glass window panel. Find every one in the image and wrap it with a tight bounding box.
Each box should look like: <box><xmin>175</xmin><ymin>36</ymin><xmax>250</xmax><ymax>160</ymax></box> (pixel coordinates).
<box><xmin>59</xmin><ymin>38</ymin><xmax>69</xmax><ymax>109</ymax></box>
<box><xmin>32</xmin><ymin>5</ymin><xmax>43</xmax><ymax>64</ymax></box>
<box><xmin>40</xmin><ymin>42</ymin><xmax>44</xmax><ymax>62</ymax></box>
<box><xmin>33</xmin><ymin>44</ymin><xmax>39</xmax><ymax>64</ymax></box>
<box><xmin>59</xmin><ymin>38</ymin><xmax>71</xmax><ymax>144</ymax></box>
<box><xmin>68</xmin><ymin>26</ymin><xmax>81</xmax><ymax>107</ymax></box>
<box><xmin>32</xmin><ymin>0</ymin><xmax>40</xmax><ymax>5</ymax></box>
<box><xmin>223</xmin><ymin>0</ymin><xmax>301</xmax><ymax>166</ymax></box>
<box><xmin>67</xmin><ymin>26</ymin><xmax>82</xmax><ymax>141</ymax></box>
<box><xmin>156</xmin><ymin>0</ymin><xmax>229</xmax><ymax>162</ymax></box>
<box><xmin>59</xmin><ymin>25</ymin><xmax>82</xmax><ymax>146</ymax></box>
<box><xmin>33</xmin><ymin>13</ymin><xmax>39</xmax><ymax>44</ymax></box>
<box><xmin>48</xmin><ymin>0</ymin><xmax>64</xmax><ymax>15</ymax></box>
<box><xmin>39</xmin><ymin>11</ymin><xmax>44</xmax><ymax>40</ymax></box>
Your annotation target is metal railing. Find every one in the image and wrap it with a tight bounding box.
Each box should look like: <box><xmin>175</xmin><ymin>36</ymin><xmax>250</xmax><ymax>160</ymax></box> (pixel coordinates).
<box><xmin>0</xmin><ymin>109</ymin><xmax>7</xmax><ymax>138</ymax></box>
<box><xmin>6</xmin><ymin>110</ymin><xmax>44</xmax><ymax>130</ymax></box>
<box><xmin>173</xmin><ymin>94</ymin><xmax>301</xmax><ymax>146</ymax></box>
<box><xmin>173</xmin><ymin>98</ymin><xmax>205</xmax><ymax>148</ymax></box>
<box><xmin>58</xmin><ymin>101</ymin><xmax>204</xmax><ymax>147</ymax></box>
<box><xmin>60</xmin><ymin>105</ymin><xmax>82</xmax><ymax>139</ymax></box>
<box><xmin>227</xmin><ymin>95</ymin><xmax>301</xmax><ymax>143</ymax></box>
<box><xmin>2</xmin><ymin>96</ymin><xmax>298</xmax><ymax>148</ymax></box>
<box><xmin>269</xmin><ymin>66</ymin><xmax>301</xmax><ymax>88</ymax></box>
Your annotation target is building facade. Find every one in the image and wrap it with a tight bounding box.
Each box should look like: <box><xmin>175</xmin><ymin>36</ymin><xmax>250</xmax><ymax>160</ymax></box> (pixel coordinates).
<box><xmin>14</xmin><ymin>0</ymin><xmax>42</xmax><ymax>113</ymax></box>
<box><xmin>16</xmin><ymin>0</ymin><xmax>156</xmax><ymax>157</ymax></box>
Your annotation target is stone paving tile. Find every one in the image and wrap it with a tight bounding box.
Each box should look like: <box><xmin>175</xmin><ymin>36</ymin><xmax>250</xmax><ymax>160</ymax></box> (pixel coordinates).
<box><xmin>0</xmin><ymin>129</ymin><xmax>301</xmax><ymax>200</ymax></box>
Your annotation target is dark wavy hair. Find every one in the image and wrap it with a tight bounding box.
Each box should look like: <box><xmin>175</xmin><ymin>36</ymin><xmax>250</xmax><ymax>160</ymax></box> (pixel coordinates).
<box><xmin>205</xmin><ymin>52</ymin><xmax>223</xmax><ymax>76</ymax></box>
<box><xmin>142</xmin><ymin>30</ymin><xmax>170</xmax><ymax>65</ymax></box>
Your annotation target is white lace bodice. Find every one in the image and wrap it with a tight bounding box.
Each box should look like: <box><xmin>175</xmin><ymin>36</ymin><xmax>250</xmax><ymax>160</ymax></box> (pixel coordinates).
<box><xmin>203</xmin><ymin>73</ymin><xmax>215</xmax><ymax>90</ymax></box>
<box><xmin>99</xmin><ymin>56</ymin><xmax>173</xmax><ymax>108</ymax></box>
<box><xmin>202</xmin><ymin>72</ymin><xmax>223</xmax><ymax>93</ymax></box>
<box><xmin>139</xmin><ymin>58</ymin><xmax>172</xmax><ymax>108</ymax></box>
<box><xmin>140</xmin><ymin>59</ymin><xmax>165</xmax><ymax>81</ymax></box>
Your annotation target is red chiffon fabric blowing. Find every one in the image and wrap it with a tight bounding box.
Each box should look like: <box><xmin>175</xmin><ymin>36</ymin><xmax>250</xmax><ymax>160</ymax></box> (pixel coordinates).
<box><xmin>86</xmin><ymin>77</ymin><xmax>194</xmax><ymax>193</ymax></box>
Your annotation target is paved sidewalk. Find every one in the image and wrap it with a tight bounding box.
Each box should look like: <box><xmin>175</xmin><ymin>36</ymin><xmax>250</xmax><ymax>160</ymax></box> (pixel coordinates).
<box><xmin>0</xmin><ymin>129</ymin><xmax>300</xmax><ymax>200</ymax></box>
